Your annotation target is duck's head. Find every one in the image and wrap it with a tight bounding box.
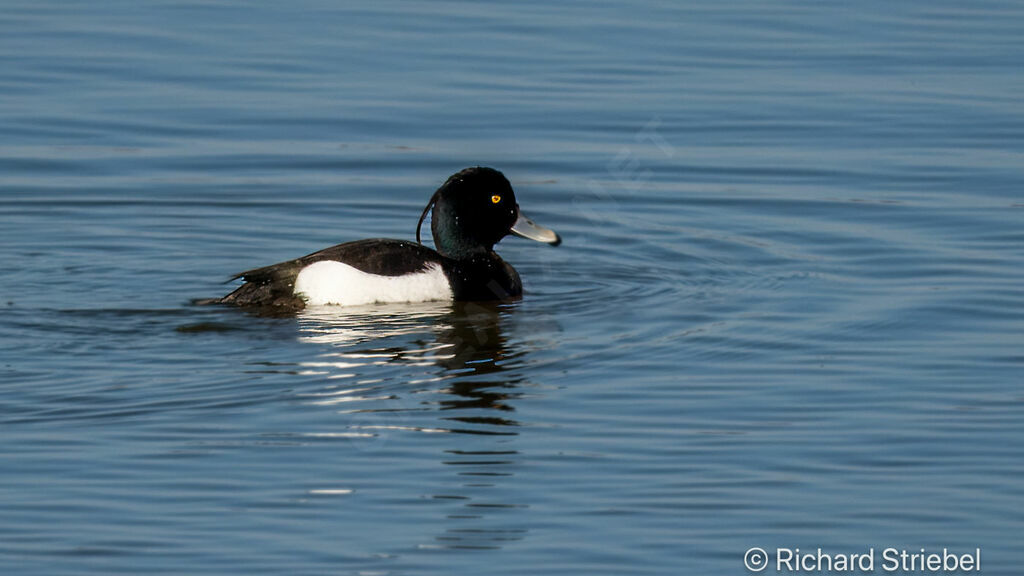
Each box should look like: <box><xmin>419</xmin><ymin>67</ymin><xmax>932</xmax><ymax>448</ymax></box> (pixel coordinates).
<box><xmin>416</xmin><ymin>167</ymin><xmax>561</xmax><ymax>259</ymax></box>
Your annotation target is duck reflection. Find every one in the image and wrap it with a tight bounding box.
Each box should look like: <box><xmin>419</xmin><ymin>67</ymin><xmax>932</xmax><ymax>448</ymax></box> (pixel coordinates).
<box><xmin>292</xmin><ymin>301</ymin><xmax>537</xmax><ymax>551</ymax></box>
<box><xmin>295</xmin><ymin>301</ymin><xmax>526</xmax><ymax>425</ymax></box>
<box><xmin>432</xmin><ymin>301</ymin><xmax>526</xmax><ymax>423</ymax></box>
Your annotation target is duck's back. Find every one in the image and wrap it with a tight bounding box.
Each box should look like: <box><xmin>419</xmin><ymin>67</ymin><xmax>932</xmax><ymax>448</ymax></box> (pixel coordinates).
<box><xmin>217</xmin><ymin>239</ymin><xmax>448</xmax><ymax>310</ymax></box>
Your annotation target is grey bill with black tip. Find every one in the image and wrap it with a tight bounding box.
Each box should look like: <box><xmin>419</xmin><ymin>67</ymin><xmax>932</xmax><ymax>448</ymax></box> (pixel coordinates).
<box><xmin>510</xmin><ymin>211</ymin><xmax>561</xmax><ymax>246</ymax></box>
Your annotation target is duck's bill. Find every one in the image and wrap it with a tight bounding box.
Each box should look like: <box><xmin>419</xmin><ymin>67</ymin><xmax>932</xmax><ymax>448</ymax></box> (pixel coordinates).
<box><xmin>511</xmin><ymin>212</ymin><xmax>561</xmax><ymax>246</ymax></box>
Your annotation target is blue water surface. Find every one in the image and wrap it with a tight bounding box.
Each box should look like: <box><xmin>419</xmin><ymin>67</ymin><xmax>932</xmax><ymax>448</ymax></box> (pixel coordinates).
<box><xmin>2</xmin><ymin>1</ymin><xmax>1023</xmax><ymax>574</ymax></box>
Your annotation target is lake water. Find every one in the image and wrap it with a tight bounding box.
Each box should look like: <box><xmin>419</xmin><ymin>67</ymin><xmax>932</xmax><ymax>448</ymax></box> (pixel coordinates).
<box><xmin>2</xmin><ymin>1</ymin><xmax>1023</xmax><ymax>574</ymax></box>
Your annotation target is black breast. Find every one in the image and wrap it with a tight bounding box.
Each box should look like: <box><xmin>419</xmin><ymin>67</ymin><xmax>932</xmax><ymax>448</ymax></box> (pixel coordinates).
<box><xmin>441</xmin><ymin>253</ymin><xmax>523</xmax><ymax>301</ymax></box>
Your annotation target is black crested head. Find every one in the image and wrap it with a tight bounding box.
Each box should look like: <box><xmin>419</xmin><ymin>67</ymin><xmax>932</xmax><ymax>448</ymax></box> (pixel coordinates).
<box><xmin>417</xmin><ymin>167</ymin><xmax>519</xmax><ymax>260</ymax></box>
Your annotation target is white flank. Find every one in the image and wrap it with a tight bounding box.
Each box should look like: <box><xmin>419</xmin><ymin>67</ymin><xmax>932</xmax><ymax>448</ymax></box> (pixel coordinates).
<box><xmin>293</xmin><ymin>261</ymin><xmax>453</xmax><ymax>306</ymax></box>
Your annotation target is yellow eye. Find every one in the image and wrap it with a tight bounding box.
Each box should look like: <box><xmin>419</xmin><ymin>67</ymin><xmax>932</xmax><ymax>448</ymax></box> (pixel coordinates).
<box><xmin>491</xmin><ymin>195</ymin><xmax>501</xmax><ymax>204</ymax></box>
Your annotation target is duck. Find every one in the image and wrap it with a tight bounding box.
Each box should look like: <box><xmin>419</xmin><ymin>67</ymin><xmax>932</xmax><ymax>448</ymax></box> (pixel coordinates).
<box><xmin>211</xmin><ymin>166</ymin><xmax>561</xmax><ymax>311</ymax></box>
